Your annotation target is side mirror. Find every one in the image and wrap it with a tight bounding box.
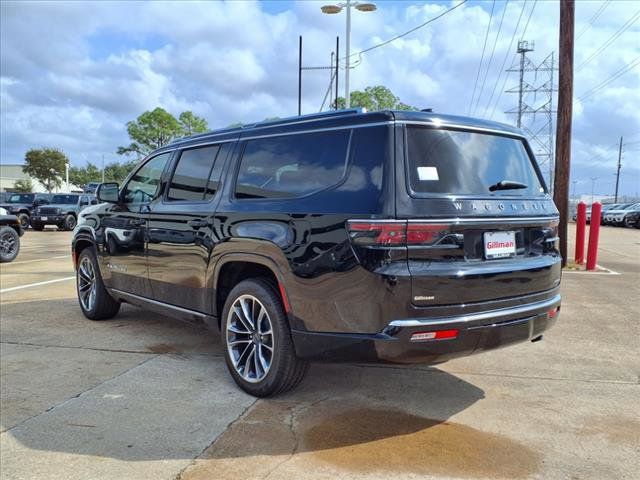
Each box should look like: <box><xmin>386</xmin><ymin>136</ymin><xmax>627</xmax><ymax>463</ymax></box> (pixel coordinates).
<box><xmin>97</xmin><ymin>182</ymin><xmax>120</xmax><ymax>203</ymax></box>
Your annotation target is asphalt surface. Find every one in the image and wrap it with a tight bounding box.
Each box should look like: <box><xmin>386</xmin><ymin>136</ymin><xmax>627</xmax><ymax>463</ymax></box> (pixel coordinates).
<box><xmin>0</xmin><ymin>225</ymin><xmax>638</xmax><ymax>480</ymax></box>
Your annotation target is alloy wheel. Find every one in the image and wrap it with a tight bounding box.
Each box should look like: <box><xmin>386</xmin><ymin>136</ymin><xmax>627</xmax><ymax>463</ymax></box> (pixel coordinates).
<box><xmin>226</xmin><ymin>294</ymin><xmax>274</xmax><ymax>383</ymax></box>
<box><xmin>77</xmin><ymin>256</ymin><xmax>97</xmax><ymax>311</ymax></box>
<box><xmin>0</xmin><ymin>231</ymin><xmax>17</xmax><ymax>257</ymax></box>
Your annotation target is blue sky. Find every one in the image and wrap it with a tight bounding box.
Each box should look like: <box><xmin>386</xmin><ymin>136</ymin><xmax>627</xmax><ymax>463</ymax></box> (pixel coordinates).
<box><xmin>1</xmin><ymin>0</ymin><xmax>639</xmax><ymax>196</ymax></box>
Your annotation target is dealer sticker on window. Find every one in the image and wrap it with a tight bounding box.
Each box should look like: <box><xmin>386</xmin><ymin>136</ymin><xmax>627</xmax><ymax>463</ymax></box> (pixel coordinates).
<box><xmin>484</xmin><ymin>231</ymin><xmax>516</xmax><ymax>259</ymax></box>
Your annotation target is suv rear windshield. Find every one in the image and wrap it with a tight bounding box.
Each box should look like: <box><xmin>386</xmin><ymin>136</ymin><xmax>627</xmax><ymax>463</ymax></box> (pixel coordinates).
<box><xmin>407</xmin><ymin>126</ymin><xmax>545</xmax><ymax>196</ymax></box>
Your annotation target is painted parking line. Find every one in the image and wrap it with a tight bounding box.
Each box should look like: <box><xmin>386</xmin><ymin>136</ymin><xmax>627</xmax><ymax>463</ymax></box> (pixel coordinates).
<box><xmin>1</xmin><ymin>255</ymin><xmax>70</xmax><ymax>265</ymax></box>
<box><xmin>0</xmin><ymin>276</ymin><xmax>75</xmax><ymax>294</ymax></box>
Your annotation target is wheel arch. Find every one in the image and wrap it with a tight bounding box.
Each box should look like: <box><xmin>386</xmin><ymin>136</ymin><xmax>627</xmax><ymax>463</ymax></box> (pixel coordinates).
<box><xmin>72</xmin><ymin>229</ymin><xmax>96</xmax><ymax>269</ymax></box>
<box><xmin>213</xmin><ymin>253</ymin><xmax>290</xmax><ymax>328</ymax></box>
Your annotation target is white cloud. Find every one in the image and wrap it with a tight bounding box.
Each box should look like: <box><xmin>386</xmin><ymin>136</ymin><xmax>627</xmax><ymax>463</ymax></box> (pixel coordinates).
<box><xmin>0</xmin><ymin>0</ymin><xmax>638</xmax><ymax>195</ymax></box>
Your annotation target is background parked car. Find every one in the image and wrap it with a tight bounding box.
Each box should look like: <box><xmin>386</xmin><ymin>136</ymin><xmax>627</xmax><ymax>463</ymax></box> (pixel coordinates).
<box><xmin>621</xmin><ymin>206</ymin><xmax>640</xmax><ymax>228</ymax></box>
<box><xmin>0</xmin><ymin>209</ymin><xmax>24</xmax><ymax>262</ymax></box>
<box><xmin>0</xmin><ymin>193</ymin><xmax>51</xmax><ymax>228</ymax></box>
<box><xmin>83</xmin><ymin>182</ymin><xmax>101</xmax><ymax>194</ymax></box>
<box><xmin>603</xmin><ymin>203</ymin><xmax>639</xmax><ymax>226</ymax></box>
<box><xmin>30</xmin><ymin>193</ymin><xmax>98</xmax><ymax>231</ymax></box>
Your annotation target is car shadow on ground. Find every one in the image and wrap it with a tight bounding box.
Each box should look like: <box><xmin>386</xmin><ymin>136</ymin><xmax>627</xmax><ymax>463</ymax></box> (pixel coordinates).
<box><xmin>3</xmin><ymin>298</ymin><xmax>543</xmax><ymax>479</ymax></box>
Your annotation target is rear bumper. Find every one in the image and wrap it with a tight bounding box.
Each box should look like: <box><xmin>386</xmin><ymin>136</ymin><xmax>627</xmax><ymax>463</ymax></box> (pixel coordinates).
<box><xmin>291</xmin><ymin>294</ymin><xmax>560</xmax><ymax>363</ymax></box>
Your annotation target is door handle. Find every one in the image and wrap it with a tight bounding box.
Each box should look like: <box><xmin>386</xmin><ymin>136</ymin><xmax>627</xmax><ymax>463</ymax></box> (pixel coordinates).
<box><xmin>187</xmin><ymin>219</ymin><xmax>210</xmax><ymax>228</ymax></box>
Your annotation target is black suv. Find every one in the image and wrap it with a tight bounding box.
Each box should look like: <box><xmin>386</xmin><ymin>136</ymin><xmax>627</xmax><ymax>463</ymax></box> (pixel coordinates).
<box><xmin>0</xmin><ymin>193</ymin><xmax>51</xmax><ymax>228</ymax></box>
<box><xmin>72</xmin><ymin>109</ymin><xmax>561</xmax><ymax>397</ymax></box>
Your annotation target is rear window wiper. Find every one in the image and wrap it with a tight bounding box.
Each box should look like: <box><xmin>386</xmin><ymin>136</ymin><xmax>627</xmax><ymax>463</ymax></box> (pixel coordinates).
<box><xmin>489</xmin><ymin>180</ymin><xmax>528</xmax><ymax>192</ymax></box>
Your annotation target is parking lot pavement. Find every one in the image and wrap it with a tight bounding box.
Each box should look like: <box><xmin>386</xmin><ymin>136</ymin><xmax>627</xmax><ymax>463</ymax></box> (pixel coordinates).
<box><xmin>1</xmin><ymin>228</ymin><xmax>639</xmax><ymax>480</ymax></box>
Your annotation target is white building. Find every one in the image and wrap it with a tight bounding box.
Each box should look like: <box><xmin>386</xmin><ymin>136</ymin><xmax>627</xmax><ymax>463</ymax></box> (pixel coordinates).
<box><xmin>0</xmin><ymin>164</ymin><xmax>79</xmax><ymax>193</ymax></box>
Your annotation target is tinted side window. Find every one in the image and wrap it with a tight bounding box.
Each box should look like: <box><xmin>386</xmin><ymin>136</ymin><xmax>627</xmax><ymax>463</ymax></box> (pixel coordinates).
<box><xmin>168</xmin><ymin>146</ymin><xmax>221</xmax><ymax>201</ymax></box>
<box><xmin>123</xmin><ymin>153</ymin><xmax>171</xmax><ymax>204</ymax></box>
<box><xmin>235</xmin><ymin>130</ymin><xmax>350</xmax><ymax>199</ymax></box>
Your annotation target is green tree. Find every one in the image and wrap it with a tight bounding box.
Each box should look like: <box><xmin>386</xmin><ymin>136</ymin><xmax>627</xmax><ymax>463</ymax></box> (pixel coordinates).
<box><xmin>23</xmin><ymin>148</ymin><xmax>68</xmax><ymax>192</ymax></box>
<box><xmin>179</xmin><ymin>111</ymin><xmax>208</xmax><ymax>135</ymax></box>
<box><xmin>104</xmin><ymin>160</ymin><xmax>138</xmax><ymax>183</ymax></box>
<box><xmin>335</xmin><ymin>86</ymin><xmax>418</xmax><ymax>111</ymax></box>
<box><xmin>13</xmin><ymin>179</ymin><xmax>33</xmax><ymax>193</ymax></box>
<box><xmin>68</xmin><ymin>162</ymin><xmax>102</xmax><ymax>187</ymax></box>
<box><xmin>117</xmin><ymin>107</ymin><xmax>184</xmax><ymax>157</ymax></box>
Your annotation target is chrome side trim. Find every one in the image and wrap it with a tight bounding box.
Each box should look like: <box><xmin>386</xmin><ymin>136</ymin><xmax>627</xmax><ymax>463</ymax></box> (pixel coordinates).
<box><xmin>110</xmin><ymin>288</ymin><xmax>209</xmax><ymax>318</ymax></box>
<box><xmin>388</xmin><ymin>294</ymin><xmax>561</xmax><ymax>328</ymax></box>
<box><xmin>407</xmin><ymin>216</ymin><xmax>559</xmax><ymax>225</ymax></box>
<box><xmin>396</xmin><ymin>120</ymin><xmax>525</xmax><ymax>138</ymax></box>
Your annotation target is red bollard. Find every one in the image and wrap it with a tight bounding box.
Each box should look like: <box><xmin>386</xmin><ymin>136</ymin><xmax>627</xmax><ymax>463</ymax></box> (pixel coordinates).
<box><xmin>586</xmin><ymin>202</ymin><xmax>602</xmax><ymax>271</ymax></box>
<box><xmin>575</xmin><ymin>202</ymin><xmax>587</xmax><ymax>264</ymax></box>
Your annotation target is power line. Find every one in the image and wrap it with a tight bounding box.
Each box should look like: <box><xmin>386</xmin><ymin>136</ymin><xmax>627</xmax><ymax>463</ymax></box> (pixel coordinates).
<box><xmin>483</xmin><ymin>0</ymin><xmax>530</xmax><ymax>118</ymax></box>
<box><xmin>468</xmin><ymin>0</ymin><xmax>496</xmax><ymax>115</ymax></box>
<box><xmin>576</xmin><ymin>0</ymin><xmax>611</xmax><ymax>40</ymax></box>
<box><xmin>578</xmin><ymin>56</ymin><xmax>640</xmax><ymax>101</ymax></box>
<box><xmin>347</xmin><ymin>0</ymin><xmax>469</xmax><ymax>59</ymax></box>
<box><xmin>576</xmin><ymin>10</ymin><xmax>640</xmax><ymax>71</ymax></box>
<box><xmin>472</xmin><ymin>0</ymin><xmax>508</xmax><ymax>116</ymax></box>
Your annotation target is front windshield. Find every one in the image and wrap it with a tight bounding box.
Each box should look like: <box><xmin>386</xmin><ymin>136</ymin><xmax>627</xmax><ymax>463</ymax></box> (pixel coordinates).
<box><xmin>7</xmin><ymin>194</ymin><xmax>35</xmax><ymax>203</ymax></box>
<box><xmin>51</xmin><ymin>195</ymin><xmax>78</xmax><ymax>204</ymax></box>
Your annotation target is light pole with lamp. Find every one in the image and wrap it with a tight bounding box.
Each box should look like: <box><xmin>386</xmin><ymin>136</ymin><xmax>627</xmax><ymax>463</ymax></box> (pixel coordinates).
<box><xmin>320</xmin><ymin>1</ymin><xmax>376</xmax><ymax>109</ymax></box>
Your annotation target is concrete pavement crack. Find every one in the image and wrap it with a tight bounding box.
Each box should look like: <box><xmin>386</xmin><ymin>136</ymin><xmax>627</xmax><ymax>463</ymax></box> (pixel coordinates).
<box><xmin>261</xmin><ymin>395</ymin><xmax>331</xmax><ymax>480</ymax></box>
<box><xmin>1</xmin><ymin>340</ymin><xmax>222</xmax><ymax>357</ymax></box>
<box><xmin>0</xmin><ymin>354</ymin><xmax>158</xmax><ymax>434</ymax></box>
<box><xmin>174</xmin><ymin>398</ymin><xmax>258</xmax><ymax>480</ymax></box>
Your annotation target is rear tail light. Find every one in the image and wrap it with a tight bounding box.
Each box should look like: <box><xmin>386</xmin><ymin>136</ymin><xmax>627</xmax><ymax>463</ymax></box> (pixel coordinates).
<box><xmin>411</xmin><ymin>329</ymin><xmax>459</xmax><ymax>342</ymax></box>
<box><xmin>347</xmin><ymin>220</ymin><xmax>451</xmax><ymax>246</ymax></box>
<box><xmin>347</xmin><ymin>221</ymin><xmax>406</xmax><ymax>246</ymax></box>
<box><xmin>547</xmin><ymin>307</ymin><xmax>559</xmax><ymax>319</ymax></box>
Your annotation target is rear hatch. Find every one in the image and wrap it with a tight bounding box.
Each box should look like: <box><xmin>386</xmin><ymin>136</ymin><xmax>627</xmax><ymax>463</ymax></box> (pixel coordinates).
<box><xmin>397</xmin><ymin>124</ymin><xmax>561</xmax><ymax>307</ymax></box>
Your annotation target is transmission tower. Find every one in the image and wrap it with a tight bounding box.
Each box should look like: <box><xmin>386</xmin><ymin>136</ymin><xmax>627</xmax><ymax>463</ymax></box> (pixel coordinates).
<box><xmin>505</xmin><ymin>41</ymin><xmax>557</xmax><ymax>191</ymax></box>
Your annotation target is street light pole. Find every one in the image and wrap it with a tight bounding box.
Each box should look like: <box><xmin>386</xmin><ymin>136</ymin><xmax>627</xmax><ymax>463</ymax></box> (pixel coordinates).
<box><xmin>345</xmin><ymin>0</ymin><xmax>351</xmax><ymax>108</ymax></box>
<box><xmin>321</xmin><ymin>2</ymin><xmax>376</xmax><ymax>109</ymax></box>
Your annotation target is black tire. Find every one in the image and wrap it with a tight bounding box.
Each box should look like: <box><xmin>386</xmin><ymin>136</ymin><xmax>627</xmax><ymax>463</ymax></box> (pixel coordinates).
<box><xmin>17</xmin><ymin>213</ymin><xmax>29</xmax><ymax>229</ymax></box>
<box><xmin>0</xmin><ymin>226</ymin><xmax>20</xmax><ymax>263</ymax></box>
<box><xmin>63</xmin><ymin>214</ymin><xmax>77</xmax><ymax>231</ymax></box>
<box><xmin>76</xmin><ymin>248</ymin><xmax>120</xmax><ymax>320</ymax></box>
<box><xmin>221</xmin><ymin>278</ymin><xmax>309</xmax><ymax>397</ymax></box>
<box><xmin>623</xmin><ymin>216</ymin><xmax>634</xmax><ymax>228</ymax></box>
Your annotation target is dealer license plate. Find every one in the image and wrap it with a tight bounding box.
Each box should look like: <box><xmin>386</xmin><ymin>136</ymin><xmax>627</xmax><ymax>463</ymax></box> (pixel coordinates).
<box><xmin>484</xmin><ymin>231</ymin><xmax>516</xmax><ymax>259</ymax></box>
<box><xmin>40</xmin><ymin>216</ymin><xmax>48</xmax><ymax>221</ymax></box>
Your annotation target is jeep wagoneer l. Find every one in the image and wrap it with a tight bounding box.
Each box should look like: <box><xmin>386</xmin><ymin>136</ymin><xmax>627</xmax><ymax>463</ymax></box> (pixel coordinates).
<box><xmin>72</xmin><ymin>109</ymin><xmax>561</xmax><ymax>397</ymax></box>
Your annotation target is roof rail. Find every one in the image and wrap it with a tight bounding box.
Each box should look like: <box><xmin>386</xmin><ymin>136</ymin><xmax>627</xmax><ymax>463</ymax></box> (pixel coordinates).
<box><xmin>168</xmin><ymin>108</ymin><xmax>366</xmax><ymax>145</ymax></box>
<box><xmin>251</xmin><ymin>108</ymin><xmax>365</xmax><ymax>128</ymax></box>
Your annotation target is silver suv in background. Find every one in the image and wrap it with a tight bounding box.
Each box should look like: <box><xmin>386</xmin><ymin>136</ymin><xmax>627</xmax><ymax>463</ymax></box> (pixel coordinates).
<box><xmin>603</xmin><ymin>203</ymin><xmax>640</xmax><ymax>227</ymax></box>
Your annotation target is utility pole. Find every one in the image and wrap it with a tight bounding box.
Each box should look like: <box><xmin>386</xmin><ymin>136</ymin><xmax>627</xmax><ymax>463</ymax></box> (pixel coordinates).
<box><xmin>590</xmin><ymin>177</ymin><xmax>597</xmax><ymax>204</ymax></box>
<box><xmin>298</xmin><ymin>36</ymin><xmax>303</xmax><ymax>116</ymax></box>
<box><xmin>335</xmin><ymin>36</ymin><xmax>339</xmax><ymax>110</ymax></box>
<box><xmin>553</xmin><ymin>0</ymin><xmax>574</xmax><ymax>267</ymax></box>
<box><xmin>571</xmin><ymin>180</ymin><xmax>577</xmax><ymax>199</ymax></box>
<box><xmin>614</xmin><ymin>136</ymin><xmax>623</xmax><ymax>202</ymax></box>
<box><xmin>102</xmin><ymin>154</ymin><xmax>105</xmax><ymax>183</ymax></box>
